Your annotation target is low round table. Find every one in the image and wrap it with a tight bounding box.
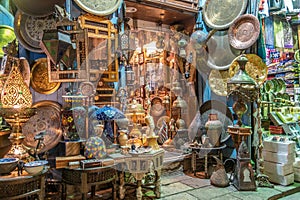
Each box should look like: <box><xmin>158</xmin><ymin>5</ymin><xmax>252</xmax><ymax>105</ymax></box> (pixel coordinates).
<box><xmin>0</xmin><ymin>169</ymin><xmax>47</xmax><ymax>199</ymax></box>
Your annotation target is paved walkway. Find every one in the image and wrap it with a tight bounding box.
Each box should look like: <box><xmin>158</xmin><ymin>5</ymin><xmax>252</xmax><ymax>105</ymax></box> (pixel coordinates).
<box><xmin>159</xmin><ymin>170</ymin><xmax>300</xmax><ymax>200</ymax></box>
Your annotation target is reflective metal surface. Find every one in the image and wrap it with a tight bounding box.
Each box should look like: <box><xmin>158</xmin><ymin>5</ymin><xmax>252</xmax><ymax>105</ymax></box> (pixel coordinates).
<box><xmin>208</xmin><ymin>69</ymin><xmax>230</xmax><ymax>96</ymax></box>
<box><xmin>74</xmin><ymin>0</ymin><xmax>121</xmax><ymax>16</ymax></box>
<box><xmin>203</xmin><ymin>0</ymin><xmax>248</xmax><ymax>30</ymax></box>
<box><xmin>14</xmin><ymin>10</ymin><xmax>56</xmax><ymax>53</ymax></box>
<box><xmin>30</xmin><ymin>58</ymin><xmax>61</xmax><ymax>94</ymax></box>
<box><xmin>229</xmin><ymin>54</ymin><xmax>267</xmax><ymax>85</ymax></box>
<box><xmin>207</xmin><ymin>30</ymin><xmax>241</xmax><ymax>70</ymax></box>
<box><xmin>228</xmin><ymin>14</ymin><xmax>260</xmax><ymax>50</ymax></box>
<box><xmin>12</xmin><ymin>0</ymin><xmax>65</xmax><ymax>17</ymax></box>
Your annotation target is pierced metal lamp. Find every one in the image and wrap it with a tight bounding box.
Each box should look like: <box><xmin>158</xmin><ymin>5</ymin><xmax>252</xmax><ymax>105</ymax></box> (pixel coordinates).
<box><xmin>0</xmin><ymin>59</ymin><xmax>36</xmax><ymax>160</ymax></box>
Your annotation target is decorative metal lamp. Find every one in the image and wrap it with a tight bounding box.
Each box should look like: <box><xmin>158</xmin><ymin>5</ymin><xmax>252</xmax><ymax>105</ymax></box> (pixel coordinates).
<box><xmin>227</xmin><ymin>55</ymin><xmax>258</xmax><ymax>150</ymax></box>
<box><xmin>0</xmin><ymin>59</ymin><xmax>36</xmax><ymax>160</ymax></box>
<box><xmin>40</xmin><ymin>29</ymin><xmax>73</xmax><ymax>65</ymax></box>
<box><xmin>226</xmin><ymin>55</ymin><xmax>258</xmax><ymax>191</ymax></box>
<box><xmin>126</xmin><ymin>100</ymin><xmax>145</xmax><ymax>139</ymax></box>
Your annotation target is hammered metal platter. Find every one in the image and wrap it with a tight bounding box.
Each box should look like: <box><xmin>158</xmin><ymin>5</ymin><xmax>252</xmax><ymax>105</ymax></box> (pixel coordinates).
<box><xmin>229</xmin><ymin>54</ymin><xmax>268</xmax><ymax>85</ymax></box>
<box><xmin>228</xmin><ymin>14</ymin><xmax>260</xmax><ymax>50</ymax></box>
<box><xmin>207</xmin><ymin>30</ymin><xmax>241</xmax><ymax>70</ymax></box>
<box><xmin>22</xmin><ymin>100</ymin><xmax>62</xmax><ymax>153</ymax></box>
<box><xmin>203</xmin><ymin>0</ymin><xmax>248</xmax><ymax>30</ymax></box>
<box><xmin>12</xmin><ymin>0</ymin><xmax>66</xmax><ymax>17</ymax></box>
<box><xmin>14</xmin><ymin>10</ymin><xmax>57</xmax><ymax>53</ymax></box>
<box><xmin>208</xmin><ymin>69</ymin><xmax>230</xmax><ymax>96</ymax></box>
<box><xmin>30</xmin><ymin>58</ymin><xmax>61</xmax><ymax>94</ymax></box>
<box><xmin>74</xmin><ymin>0</ymin><xmax>122</xmax><ymax>16</ymax></box>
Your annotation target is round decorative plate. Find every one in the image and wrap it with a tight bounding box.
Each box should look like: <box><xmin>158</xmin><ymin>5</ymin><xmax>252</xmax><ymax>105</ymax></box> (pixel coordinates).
<box><xmin>74</xmin><ymin>0</ymin><xmax>122</xmax><ymax>16</ymax></box>
<box><xmin>282</xmin><ymin>93</ymin><xmax>290</xmax><ymax>100</ymax></box>
<box><xmin>208</xmin><ymin>69</ymin><xmax>230</xmax><ymax>96</ymax></box>
<box><xmin>22</xmin><ymin>100</ymin><xmax>62</xmax><ymax>153</ymax></box>
<box><xmin>14</xmin><ymin>10</ymin><xmax>56</xmax><ymax>53</ymax></box>
<box><xmin>271</xmin><ymin>79</ymin><xmax>279</xmax><ymax>93</ymax></box>
<box><xmin>80</xmin><ymin>81</ymin><xmax>96</xmax><ymax>96</ymax></box>
<box><xmin>263</xmin><ymin>80</ymin><xmax>274</xmax><ymax>93</ymax></box>
<box><xmin>203</xmin><ymin>0</ymin><xmax>248</xmax><ymax>30</ymax></box>
<box><xmin>229</xmin><ymin>54</ymin><xmax>267</xmax><ymax>85</ymax></box>
<box><xmin>30</xmin><ymin>58</ymin><xmax>61</xmax><ymax>94</ymax></box>
<box><xmin>295</xmin><ymin>49</ymin><xmax>300</xmax><ymax>62</ymax></box>
<box><xmin>207</xmin><ymin>30</ymin><xmax>241</xmax><ymax>70</ymax></box>
<box><xmin>276</xmin><ymin>78</ymin><xmax>286</xmax><ymax>93</ymax></box>
<box><xmin>228</xmin><ymin>14</ymin><xmax>260</xmax><ymax>50</ymax></box>
<box><xmin>12</xmin><ymin>0</ymin><xmax>66</xmax><ymax>17</ymax></box>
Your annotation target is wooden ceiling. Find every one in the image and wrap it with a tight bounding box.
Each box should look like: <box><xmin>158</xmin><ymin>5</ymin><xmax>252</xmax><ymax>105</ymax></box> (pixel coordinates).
<box><xmin>124</xmin><ymin>0</ymin><xmax>197</xmax><ymax>33</ymax></box>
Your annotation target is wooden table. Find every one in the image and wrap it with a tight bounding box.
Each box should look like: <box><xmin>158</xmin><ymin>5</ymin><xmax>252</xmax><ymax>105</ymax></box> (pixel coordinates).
<box><xmin>62</xmin><ymin>165</ymin><xmax>117</xmax><ymax>200</ymax></box>
<box><xmin>109</xmin><ymin>149</ymin><xmax>164</xmax><ymax>200</ymax></box>
<box><xmin>0</xmin><ymin>169</ymin><xmax>47</xmax><ymax>199</ymax></box>
<box><xmin>191</xmin><ymin>145</ymin><xmax>226</xmax><ymax>178</ymax></box>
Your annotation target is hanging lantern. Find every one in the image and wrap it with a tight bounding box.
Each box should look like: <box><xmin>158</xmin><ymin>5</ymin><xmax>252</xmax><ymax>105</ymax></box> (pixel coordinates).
<box><xmin>40</xmin><ymin>29</ymin><xmax>73</xmax><ymax>65</ymax></box>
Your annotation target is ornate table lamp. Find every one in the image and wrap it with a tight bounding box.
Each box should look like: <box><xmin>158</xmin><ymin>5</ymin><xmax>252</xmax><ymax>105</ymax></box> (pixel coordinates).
<box><xmin>126</xmin><ymin>100</ymin><xmax>145</xmax><ymax>139</ymax></box>
<box><xmin>0</xmin><ymin>60</ymin><xmax>36</xmax><ymax>160</ymax></box>
<box><xmin>227</xmin><ymin>55</ymin><xmax>258</xmax><ymax>191</ymax></box>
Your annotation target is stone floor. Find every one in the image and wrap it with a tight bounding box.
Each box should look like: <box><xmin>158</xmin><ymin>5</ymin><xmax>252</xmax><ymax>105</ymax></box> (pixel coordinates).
<box><xmin>159</xmin><ymin>170</ymin><xmax>300</xmax><ymax>200</ymax></box>
<box><xmin>57</xmin><ymin>150</ymin><xmax>300</xmax><ymax>200</ymax></box>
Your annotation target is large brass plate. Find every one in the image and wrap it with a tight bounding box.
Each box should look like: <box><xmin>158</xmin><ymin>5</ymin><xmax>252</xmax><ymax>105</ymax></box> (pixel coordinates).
<box><xmin>14</xmin><ymin>10</ymin><xmax>56</xmax><ymax>53</ymax></box>
<box><xmin>22</xmin><ymin>100</ymin><xmax>62</xmax><ymax>153</ymax></box>
<box><xmin>203</xmin><ymin>0</ymin><xmax>248</xmax><ymax>30</ymax></box>
<box><xmin>229</xmin><ymin>54</ymin><xmax>267</xmax><ymax>85</ymax></box>
<box><xmin>30</xmin><ymin>58</ymin><xmax>61</xmax><ymax>94</ymax></box>
<box><xmin>74</xmin><ymin>0</ymin><xmax>122</xmax><ymax>16</ymax></box>
<box><xmin>228</xmin><ymin>14</ymin><xmax>260</xmax><ymax>50</ymax></box>
<box><xmin>12</xmin><ymin>0</ymin><xmax>66</xmax><ymax>17</ymax></box>
<box><xmin>207</xmin><ymin>30</ymin><xmax>241</xmax><ymax>70</ymax></box>
<box><xmin>208</xmin><ymin>69</ymin><xmax>230</xmax><ymax>96</ymax></box>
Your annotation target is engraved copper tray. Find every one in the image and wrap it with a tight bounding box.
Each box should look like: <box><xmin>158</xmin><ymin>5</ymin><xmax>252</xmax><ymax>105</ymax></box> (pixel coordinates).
<box><xmin>203</xmin><ymin>0</ymin><xmax>248</xmax><ymax>30</ymax></box>
<box><xmin>12</xmin><ymin>0</ymin><xmax>66</xmax><ymax>17</ymax></box>
<box><xmin>208</xmin><ymin>69</ymin><xmax>230</xmax><ymax>96</ymax></box>
<box><xmin>228</xmin><ymin>14</ymin><xmax>260</xmax><ymax>50</ymax></box>
<box><xmin>14</xmin><ymin>10</ymin><xmax>56</xmax><ymax>53</ymax></box>
<box><xmin>74</xmin><ymin>0</ymin><xmax>121</xmax><ymax>16</ymax></box>
<box><xmin>22</xmin><ymin>100</ymin><xmax>62</xmax><ymax>153</ymax></box>
<box><xmin>229</xmin><ymin>54</ymin><xmax>267</xmax><ymax>85</ymax></box>
<box><xmin>30</xmin><ymin>58</ymin><xmax>61</xmax><ymax>94</ymax></box>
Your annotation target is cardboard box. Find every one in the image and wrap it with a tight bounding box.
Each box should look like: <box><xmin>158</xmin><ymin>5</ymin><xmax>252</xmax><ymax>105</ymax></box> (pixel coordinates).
<box><xmin>263</xmin><ymin>139</ymin><xmax>295</xmax><ymax>153</ymax></box>
<box><xmin>293</xmin><ymin>167</ymin><xmax>300</xmax><ymax>182</ymax></box>
<box><xmin>263</xmin><ymin>150</ymin><xmax>295</xmax><ymax>164</ymax></box>
<box><xmin>264</xmin><ymin>161</ymin><xmax>293</xmax><ymax>176</ymax></box>
<box><xmin>265</xmin><ymin>171</ymin><xmax>294</xmax><ymax>186</ymax></box>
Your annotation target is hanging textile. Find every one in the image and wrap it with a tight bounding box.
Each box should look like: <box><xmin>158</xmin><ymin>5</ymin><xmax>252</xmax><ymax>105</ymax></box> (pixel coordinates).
<box><xmin>273</xmin><ymin>16</ymin><xmax>284</xmax><ymax>48</ymax></box>
<box><xmin>264</xmin><ymin>16</ymin><xmax>275</xmax><ymax>47</ymax></box>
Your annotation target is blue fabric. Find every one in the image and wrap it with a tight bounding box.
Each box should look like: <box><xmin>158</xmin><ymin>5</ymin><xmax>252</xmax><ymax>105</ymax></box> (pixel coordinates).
<box><xmin>0</xmin><ymin>5</ymin><xmax>14</xmax><ymax>27</ymax></box>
